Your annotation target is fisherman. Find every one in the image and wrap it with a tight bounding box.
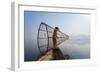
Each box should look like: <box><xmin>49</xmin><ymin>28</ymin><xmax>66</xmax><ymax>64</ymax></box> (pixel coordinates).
<box><xmin>52</xmin><ymin>27</ymin><xmax>60</xmax><ymax>60</ymax></box>
<box><xmin>52</xmin><ymin>27</ymin><xmax>59</xmax><ymax>49</ymax></box>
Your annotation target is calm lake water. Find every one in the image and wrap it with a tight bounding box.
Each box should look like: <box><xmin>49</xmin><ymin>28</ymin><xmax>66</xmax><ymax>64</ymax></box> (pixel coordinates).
<box><xmin>24</xmin><ymin>35</ymin><xmax>90</xmax><ymax>61</ymax></box>
<box><xmin>59</xmin><ymin>35</ymin><xmax>90</xmax><ymax>59</ymax></box>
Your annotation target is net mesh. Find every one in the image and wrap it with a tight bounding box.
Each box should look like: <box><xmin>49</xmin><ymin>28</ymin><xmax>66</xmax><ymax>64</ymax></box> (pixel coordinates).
<box><xmin>37</xmin><ymin>22</ymin><xmax>69</xmax><ymax>54</ymax></box>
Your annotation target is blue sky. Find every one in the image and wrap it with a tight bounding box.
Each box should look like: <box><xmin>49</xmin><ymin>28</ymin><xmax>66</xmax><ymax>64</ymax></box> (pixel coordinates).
<box><xmin>24</xmin><ymin>11</ymin><xmax>90</xmax><ymax>36</ymax></box>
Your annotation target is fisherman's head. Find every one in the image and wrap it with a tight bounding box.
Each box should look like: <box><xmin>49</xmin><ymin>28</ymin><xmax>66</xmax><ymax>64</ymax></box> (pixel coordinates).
<box><xmin>41</xmin><ymin>22</ymin><xmax>46</xmax><ymax>24</ymax></box>
<box><xmin>55</xmin><ymin>27</ymin><xmax>59</xmax><ymax>31</ymax></box>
